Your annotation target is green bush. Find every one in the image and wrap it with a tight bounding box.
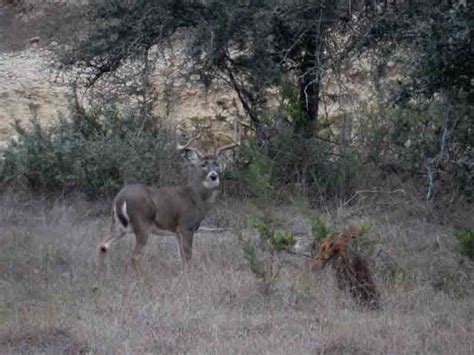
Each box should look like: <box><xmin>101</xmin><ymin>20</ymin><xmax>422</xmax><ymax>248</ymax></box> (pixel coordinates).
<box><xmin>238</xmin><ymin>125</ymin><xmax>362</xmax><ymax>202</ymax></box>
<box><xmin>0</xmin><ymin>103</ymin><xmax>182</xmax><ymax>197</ymax></box>
<box><xmin>238</xmin><ymin>213</ymin><xmax>296</xmax><ymax>294</ymax></box>
<box><xmin>356</xmin><ymin>92</ymin><xmax>473</xmax><ymax>201</ymax></box>
<box><xmin>240</xmin><ymin>141</ymin><xmax>275</xmax><ymax>204</ymax></box>
<box><xmin>455</xmin><ymin>229</ymin><xmax>474</xmax><ymax>260</ymax></box>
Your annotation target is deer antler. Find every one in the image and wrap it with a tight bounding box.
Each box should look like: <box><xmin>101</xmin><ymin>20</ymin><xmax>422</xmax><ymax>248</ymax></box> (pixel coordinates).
<box><xmin>215</xmin><ymin>117</ymin><xmax>241</xmax><ymax>157</ymax></box>
<box><xmin>177</xmin><ymin>134</ymin><xmax>206</xmax><ymax>159</ymax></box>
<box><xmin>176</xmin><ymin>120</ymin><xmax>206</xmax><ymax>158</ymax></box>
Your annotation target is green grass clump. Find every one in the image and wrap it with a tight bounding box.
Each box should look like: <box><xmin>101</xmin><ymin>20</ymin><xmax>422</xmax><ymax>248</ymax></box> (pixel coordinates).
<box><xmin>455</xmin><ymin>229</ymin><xmax>474</xmax><ymax>260</ymax></box>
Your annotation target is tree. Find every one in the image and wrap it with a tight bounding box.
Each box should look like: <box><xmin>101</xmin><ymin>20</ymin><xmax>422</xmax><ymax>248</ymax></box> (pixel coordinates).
<box><xmin>182</xmin><ymin>0</ymin><xmax>350</xmax><ymax>138</ymax></box>
<box><xmin>59</xmin><ymin>0</ymin><xmax>351</xmax><ymax>139</ymax></box>
<box><xmin>348</xmin><ymin>0</ymin><xmax>473</xmax><ymax>199</ymax></box>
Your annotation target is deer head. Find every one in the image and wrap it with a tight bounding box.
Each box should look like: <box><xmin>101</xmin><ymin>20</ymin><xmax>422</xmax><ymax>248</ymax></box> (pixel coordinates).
<box><xmin>176</xmin><ymin>116</ymin><xmax>242</xmax><ymax>186</ymax></box>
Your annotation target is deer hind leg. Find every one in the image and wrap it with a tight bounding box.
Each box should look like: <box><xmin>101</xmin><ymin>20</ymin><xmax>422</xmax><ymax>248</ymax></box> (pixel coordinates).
<box><xmin>95</xmin><ymin>223</ymin><xmax>126</xmax><ymax>310</ymax></box>
<box><xmin>99</xmin><ymin>230</ymin><xmax>126</xmax><ymax>254</ymax></box>
<box><xmin>96</xmin><ymin>221</ymin><xmax>127</xmax><ymax>283</ymax></box>
<box><xmin>126</xmin><ymin>223</ymin><xmax>152</xmax><ymax>295</ymax></box>
<box><xmin>177</xmin><ymin>227</ymin><xmax>194</xmax><ymax>265</ymax></box>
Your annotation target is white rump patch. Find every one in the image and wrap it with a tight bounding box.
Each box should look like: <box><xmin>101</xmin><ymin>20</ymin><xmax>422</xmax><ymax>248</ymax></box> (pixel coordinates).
<box><xmin>122</xmin><ymin>201</ymin><xmax>129</xmax><ymax>223</ymax></box>
<box><xmin>113</xmin><ymin>201</ymin><xmax>133</xmax><ymax>233</ymax></box>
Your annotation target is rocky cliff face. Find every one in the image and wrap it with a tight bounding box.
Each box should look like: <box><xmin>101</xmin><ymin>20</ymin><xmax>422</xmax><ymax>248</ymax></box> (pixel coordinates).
<box><xmin>0</xmin><ymin>40</ymin><xmax>243</xmax><ymax>151</ymax></box>
<box><xmin>0</xmin><ymin>4</ymin><xmax>402</xmax><ymax>152</ymax></box>
<box><xmin>0</xmin><ymin>2</ymin><xmax>245</xmax><ymax>150</ymax></box>
<box><xmin>0</xmin><ymin>46</ymin><xmax>67</xmax><ymax>150</ymax></box>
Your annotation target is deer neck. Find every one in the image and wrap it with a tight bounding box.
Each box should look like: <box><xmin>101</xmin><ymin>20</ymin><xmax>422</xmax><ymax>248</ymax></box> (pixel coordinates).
<box><xmin>188</xmin><ymin>179</ymin><xmax>219</xmax><ymax>205</ymax></box>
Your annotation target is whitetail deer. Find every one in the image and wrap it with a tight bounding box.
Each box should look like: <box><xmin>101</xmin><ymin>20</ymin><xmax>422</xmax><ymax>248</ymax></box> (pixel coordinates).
<box><xmin>96</xmin><ymin>120</ymin><xmax>241</xmax><ymax>283</ymax></box>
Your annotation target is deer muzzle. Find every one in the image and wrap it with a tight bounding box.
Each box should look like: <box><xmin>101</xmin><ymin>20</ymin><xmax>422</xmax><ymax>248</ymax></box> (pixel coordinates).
<box><xmin>204</xmin><ymin>171</ymin><xmax>220</xmax><ymax>189</ymax></box>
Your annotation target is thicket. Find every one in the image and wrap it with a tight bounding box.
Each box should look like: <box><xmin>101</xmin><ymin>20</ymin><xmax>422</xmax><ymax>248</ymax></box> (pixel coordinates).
<box><xmin>1</xmin><ymin>0</ymin><xmax>472</xmax><ymax>203</ymax></box>
<box><xmin>0</xmin><ymin>99</ymin><xmax>183</xmax><ymax>198</ymax></box>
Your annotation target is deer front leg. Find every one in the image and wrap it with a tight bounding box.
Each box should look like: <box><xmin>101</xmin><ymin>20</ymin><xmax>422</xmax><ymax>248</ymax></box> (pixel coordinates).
<box><xmin>177</xmin><ymin>227</ymin><xmax>194</xmax><ymax>264</ymax></box>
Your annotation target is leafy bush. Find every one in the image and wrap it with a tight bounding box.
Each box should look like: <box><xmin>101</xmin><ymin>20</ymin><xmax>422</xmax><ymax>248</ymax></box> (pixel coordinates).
<box><xmin>357</xmin><ymin>2</ymin><xmax>473</xmax><ymax>200</ymax></box>
<box><xmin>238</xmin><ymin>123</ymin><xmax>363</xmax><ymax>202</ymax></box>
<box><xmin>249</xmin><ymin>216</ymin><xmax>296</xmax><ymax>253</ymax></box>
<box><xmin>310</xmin><ymin>215</ymin><xmax>332</xmax><ymax>245</ymax></box>
<box><xmin>455</xmin><ymin>229</ymin><xmax>474</xmax><ymax>260</ymax></box>
<box><xmin>0</xmin><ymin>102</ymin><xmax>182</xmax><ymax>197</ymax></box>
<box><xmin>239</xmin><ymin>141</ymin><xmax>275</xmax><ymax>203</ymax></box>
<box><xmin>357</xmin><ymin>95</ymin><xmax>473</xmax><ymax>200</ymax></box>
<box><xmin>238</xmin><ymin>213</ymin><xmax>296</xmax><ymax>294</ymax></box>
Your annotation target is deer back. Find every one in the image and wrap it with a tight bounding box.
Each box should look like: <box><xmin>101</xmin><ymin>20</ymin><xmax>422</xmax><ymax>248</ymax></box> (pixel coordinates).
<box><xmin>113</xmin><ymin>155</ymin><xmax>220</xmax><ymax>234</ymax></box>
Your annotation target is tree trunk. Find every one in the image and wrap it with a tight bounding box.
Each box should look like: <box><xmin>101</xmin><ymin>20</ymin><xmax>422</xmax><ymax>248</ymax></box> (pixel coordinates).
<box><xmin>297</xmin><ymin>52</ymin><xmax>320</xmax><ymax>139</ymax></box>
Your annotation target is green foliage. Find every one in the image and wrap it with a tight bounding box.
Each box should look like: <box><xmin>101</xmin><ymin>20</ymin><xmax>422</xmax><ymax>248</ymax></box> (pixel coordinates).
<box><xmin>239</xmin><ymin>120</ymin><xmax>363</xmax><ymax>201</ymax></box>
<box><xmin>455</xmin><ymin>229</ymin><xmax>474</xmax><ymax>260</ymax></box>
<box><xmin>272</xmin><ymin>230</ymin><xmax>297</xmax><ymax>253</ymax></box>
<box><xmin>456</xmin><ymin>148</ymin><xmax>474</xmax><ymax>199</ymax></box>
<box><xmin>238</xmin><ymin>212</ymin><xmax>295</xmax><ymax>293</ymax></box>
<box><xmin>355</xmin><ymin>2</ymin><xmax>473</xmax><ymax>200</ymax></box>
<box><xmin>0</xmin><ymin>102</ymin><xmax>182</xmax><ymax>197</ymax></box>
<box><xmin>249</xmin><ymin>215</ymin><xmax>296</xmax><ymax>253</ymax></box>
<box><xmin>241</xmin><ymin>142</ymin><xmax>274</xmax><ymax>205</ymax></box>
<box><xmin>384</xmin><ymin>103</ymin><xmax>440</xmax><ymax>170</ymax></box>
<box><xmin>24</xmin><ymin>0</ymin><xmax>472</xmax><ymax>202</ymax></box>
<box><xmin>407</xmin><ymin>4</ymin><xmax>471</xmax><ymax>99</ymax></box>
<box><xmin>452</xmin><ymin>99</ymin><xmax>474</xmax><ymax>199</ymax></box>
<box><xmin>56</xmin><ymin>0</ymin><xmax>199</xmax><ymax>84</ymax></box>
<box><xmin>238</xmin><ymin>233</ymin><xmax>265</xmax><ymax>279</ymax></box>
<box><xmin>310</xmin><ymin>215</ymin><xmax>331</xmax><ymax>244</ymax></box>
<box><xmin>306</xmin><ymin>213</ymin><xmax>374</xmax><ymax>256</ymax></box>
<box><xmin>359</xmin><ymin>95</ymin><xmax>473</xmax><ymax>199</ymax></box>
<box><xmin>59</xmin><ymin>0</ymin><xmax>351</xmax><ymax>137</ymax></box>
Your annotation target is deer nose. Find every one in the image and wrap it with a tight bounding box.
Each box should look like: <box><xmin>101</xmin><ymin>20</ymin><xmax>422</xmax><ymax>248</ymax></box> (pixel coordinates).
<box><xmin>209</xmin><ymin>172</ymin><xmax>218</xmax><ymax>181</ymax></box>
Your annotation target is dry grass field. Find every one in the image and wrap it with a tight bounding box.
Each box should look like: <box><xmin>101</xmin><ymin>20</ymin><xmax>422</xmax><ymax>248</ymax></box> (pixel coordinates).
<box><xmin>0</xmin><ymin>193</ymin><xmax>473</xmax><ymax>354</ymax></box>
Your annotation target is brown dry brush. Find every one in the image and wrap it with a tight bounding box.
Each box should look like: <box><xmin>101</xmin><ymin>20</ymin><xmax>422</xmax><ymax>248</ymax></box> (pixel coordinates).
<box><xmin>310</xmin><ymin>225</ymin><xmax>380</xmax><ymax>309</ymax></box>
<box><xmin>331</xmin><ymin>251</ymin><xmax>380</xmax><ymax>309</ymax></box>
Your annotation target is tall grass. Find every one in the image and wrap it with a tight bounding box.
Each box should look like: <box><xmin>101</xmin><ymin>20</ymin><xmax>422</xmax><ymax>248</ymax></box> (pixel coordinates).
<box><xmin>0</xmin><ymin>194</ymin><xmax>472</xmax><ymax>353</ymax></box>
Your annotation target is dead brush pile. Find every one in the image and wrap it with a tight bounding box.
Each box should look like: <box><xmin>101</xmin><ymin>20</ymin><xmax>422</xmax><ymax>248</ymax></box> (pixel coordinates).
<box><xmin>310</xmin><ymin>225</ymin><xmax>380</xmax><ymax>309</ymax></box>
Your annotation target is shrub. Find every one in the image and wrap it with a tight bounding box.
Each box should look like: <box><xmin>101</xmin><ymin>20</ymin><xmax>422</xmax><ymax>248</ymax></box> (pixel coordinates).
<box><xmin>0</xmin><ymin>102</ymin><xmax>182</xmax><ymax>197</ymax></box>
<box><xmin>237</xmin><ymin>124</ymin><xmax>363</xmax><ymax>202</ymax></box>
<box><xmin>355</xmin><ymin>92</ymin><xmax>473</xmax><ymax>201</ymax></box>
<box><xmin>455</xmin><ymin>229</ymin><xmax>474</xmax><ymax>260</ymax></box>
<box><xmin>238</xmin><ymin>213</ymin><xmax>296</xmax><ymax>295</ymax></box>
